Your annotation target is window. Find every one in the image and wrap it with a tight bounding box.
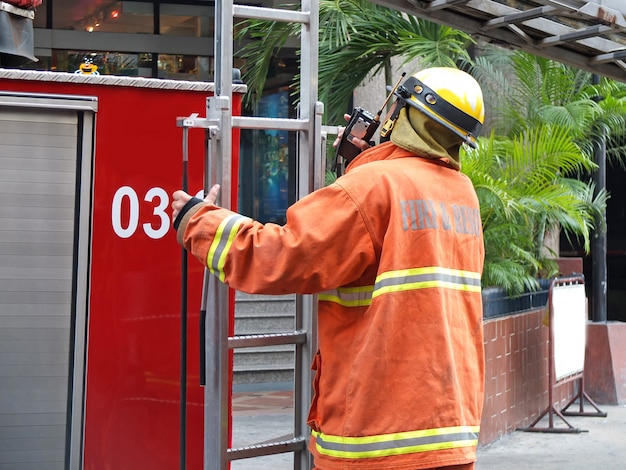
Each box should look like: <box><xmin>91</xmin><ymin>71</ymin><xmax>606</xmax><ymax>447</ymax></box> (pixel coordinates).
<box><xmin>32</xmin><ymin>1</ymin><xmax>47</xmax><ymax>28</ymax></box>
<box><xmin>53</xmin><ymin>1</ymin><xmax>153</xmax><ymax>34</ymax></box>
<box><xmin>53</xmin><ymin>51</ymin><xmax>153</xmax><ymax>76</ymax></box>
<box><xmin>160</xmin><ymin>3</ymin><xmax>213</xmax><ymax>37</ymax></box>
<box><xmin>157</xmin><ymin>54</ymin><xmax>211</xmax><ymax>81</ymax></box>
<box><xmin>239</xmin><ymin>87</ymin><xmax>297</xmax><ymax>224</ymax></box>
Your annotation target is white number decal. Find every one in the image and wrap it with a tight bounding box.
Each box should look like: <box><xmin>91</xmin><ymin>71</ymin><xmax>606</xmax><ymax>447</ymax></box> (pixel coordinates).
<box><xmin>112</xmin><ymin>186</ymin><xmax>171</xmax><ymax>239</ymax></box>
<box><xmin>112</xmin><ymin>186</ymin><xmax>140</xmax><ymax>239</ymax></box>
<box><xmin>143</xmin><ymin>187</ymin><xmax>170</xmax><ymax>239</ymax></box>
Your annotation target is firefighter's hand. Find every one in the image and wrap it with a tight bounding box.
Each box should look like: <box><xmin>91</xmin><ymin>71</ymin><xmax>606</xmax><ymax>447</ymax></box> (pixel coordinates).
<box><xmin>171</xmin><ymin>190</ymin><xmax>192</xmax><ymax>221</ymax></box>
<box><xmin>204</xmin><ymin>184</ymin><xmax>221</xmax><ymax>205</ymax></box>
<box><xmin>332</xmin><ymin>114</ymin><xmax>371</xmax><ymax>151</ymax></box>
<box><xmin>171</xmin><ymin>184</ymin><xmax>221</xmax><ymax>221</ymax></box>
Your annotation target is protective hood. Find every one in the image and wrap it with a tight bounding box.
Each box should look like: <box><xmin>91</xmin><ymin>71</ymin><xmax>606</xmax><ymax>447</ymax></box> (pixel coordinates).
<box><xmin>390</xmin><ymin>106</ymin><xmax>462</xmax><ymax>171</ymax></box>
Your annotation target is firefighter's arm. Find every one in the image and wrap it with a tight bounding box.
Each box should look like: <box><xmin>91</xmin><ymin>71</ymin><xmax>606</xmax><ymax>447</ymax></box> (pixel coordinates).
<box><xmin>172</xmin><ymin>184</ymin><xmax>376</xmax><ymax>295</ymax></box>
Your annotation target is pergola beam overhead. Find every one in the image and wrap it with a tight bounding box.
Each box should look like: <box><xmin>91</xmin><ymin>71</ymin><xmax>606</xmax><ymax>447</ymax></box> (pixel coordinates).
<box><xmin>370</xmin><ymin>0</ymin><xmax>626</xmax><ymax>82</ymax></box>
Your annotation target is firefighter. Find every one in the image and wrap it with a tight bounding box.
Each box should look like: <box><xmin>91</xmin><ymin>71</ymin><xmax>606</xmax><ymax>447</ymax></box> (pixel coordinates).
<box><xmin>172</xmin><ymin>67</ymin><xmax>485</xmax><ymax>470</ymax></box>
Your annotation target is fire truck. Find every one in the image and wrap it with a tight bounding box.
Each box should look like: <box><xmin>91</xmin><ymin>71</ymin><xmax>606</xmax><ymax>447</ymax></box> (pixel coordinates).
<box><xmin>0</xmin><ymin>69</ymin><xmax>249</xmax><ymax>469</ymax></box>
<box><xmin>1</xmin><ymin>0</ymin><xmax>320</xmax><ymax>466</ymax></box>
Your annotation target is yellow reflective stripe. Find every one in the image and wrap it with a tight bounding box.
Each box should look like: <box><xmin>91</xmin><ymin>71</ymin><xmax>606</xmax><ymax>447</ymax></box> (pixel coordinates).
<box><xmin>318</xmin><ymin>268</ymin><xmax>481</xmax><ymax>306</ymax></box>
<box><xmin>373</xmin><ymin>267</ymin><xmax>481</xmax><ymax>298</ymax></box>
<box><xmin>318</xmin><ymin>285</ymin><xmax>374</xmax><ymax>307</ymax></box>
<box><xmin>312</xmin><ymin>425</ymin><xmax>479</xmax><ymax>459</ymax></box>
<box><xmin>206</xmin><ymin>214</ymin><xmax>249</xmax><ymax>282</ymax></box>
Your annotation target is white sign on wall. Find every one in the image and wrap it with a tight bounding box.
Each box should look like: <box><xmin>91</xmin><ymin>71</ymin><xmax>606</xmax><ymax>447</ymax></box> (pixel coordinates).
<box><xmin>551</xmin><ymin>282</ymin><xmax>587</xmax><ymax>381</ymax></box>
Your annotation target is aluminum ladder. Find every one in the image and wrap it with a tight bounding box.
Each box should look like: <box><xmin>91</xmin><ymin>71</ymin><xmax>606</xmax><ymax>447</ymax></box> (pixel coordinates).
<box><xmin>177</xmin><ymin>0</ymin><xmax>323</xmax><ymax>468</ymax></box>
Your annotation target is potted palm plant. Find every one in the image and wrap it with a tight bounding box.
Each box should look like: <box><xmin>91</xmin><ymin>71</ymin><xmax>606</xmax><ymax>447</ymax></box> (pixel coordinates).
<box><xmin>468</xmin><ymin>48</ymin><xmax>626</xmax><ymax>297</ymax></box>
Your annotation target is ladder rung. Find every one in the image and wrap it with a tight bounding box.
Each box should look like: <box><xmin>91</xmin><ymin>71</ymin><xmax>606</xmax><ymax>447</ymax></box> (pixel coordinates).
<box><xmin>228</xmin><ymin>437</ymin><xmax>307</xmax><ymax>460</ymax></box>
<box><xmin>229</xmin><ymin>331</ymin><xmax>307</xmax><ymax>349</ymax></box>
<box><xmin>322</xmin><ymin>124</ymin><xmax>342</xmax><ymax>135</ymax></box>
<box><xmin>233</xmin><ymin>4</ymin><xmax>310</xmax><ymax>24</ymax></box>
<box><xmin>233</xmin><ymin>116</ymin><xmax>310</xmax><ymax>131</ymax></box>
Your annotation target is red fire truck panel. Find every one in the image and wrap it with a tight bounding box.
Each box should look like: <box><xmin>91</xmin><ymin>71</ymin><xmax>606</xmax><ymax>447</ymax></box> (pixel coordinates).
<box><xmin>0</xmin><ymin>69</ymin><xmax>243</xmax><ymax>469</ymax></box>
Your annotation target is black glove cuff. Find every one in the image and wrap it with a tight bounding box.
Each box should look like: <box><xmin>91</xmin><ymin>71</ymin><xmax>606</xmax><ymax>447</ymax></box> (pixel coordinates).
<box><xmin>173</xmin><ymin>196</ymin><xmax>204</xmax><ymax>230</ymax></box>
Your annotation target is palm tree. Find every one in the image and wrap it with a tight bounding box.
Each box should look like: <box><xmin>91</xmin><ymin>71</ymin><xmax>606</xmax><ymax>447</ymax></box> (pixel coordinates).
<box><xmin>235</xmin><ymin>0</ymin><xmax>474</xmax><ymax>124</ymax></box>
<box><xmin>470</xmin><ymin>47</ymin><xmax>626</xmax><ymax>161</ymax></box>
<box><xmin>464</xmin><ymin>48</ymin><xmax>626</xmax><ymax>293</ymax></box>
<box><xmin>462</xmin><ymin>127</ymin><xmax>607</xmax><ymax>294</ymax></box>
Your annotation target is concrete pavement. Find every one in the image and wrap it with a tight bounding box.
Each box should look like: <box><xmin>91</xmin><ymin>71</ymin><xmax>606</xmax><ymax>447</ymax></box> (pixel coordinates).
<box><xmin>229</xmin><ymin>385</ymin><xmax>626</xmax><ymax>469</ymax></box>
<box><xmin>476</xmin><ymin>403</ymin><xmax>626</xmax><ymax>469</ymax></box>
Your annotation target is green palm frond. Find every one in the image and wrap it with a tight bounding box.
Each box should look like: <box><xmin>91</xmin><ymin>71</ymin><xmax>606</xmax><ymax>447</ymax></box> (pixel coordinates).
<box><xmin>506</xmin><ymin>126</ymin><xmax>596</xmax><ymax>185</ymax></box>
<box><xmin>483</xmin><ymin>259</ymin><xmax>543</xmax><ymax>295</ymax></box>
<box><xmin>235</xmin><ymin>14</ymin><xmax>299</xmax><ymax>105</ymax></box>
<box><xmin>464</xmin><ymin>122</ymin><xmax>607</xmax><ymax>294</ymax></box>
<box><xmin>394</xmin><ymin>16</ymin><xmax>474</xmax><ymax>68</ymax></box>
<box><xmin>607</xmin><ymin>131</ymin><xmax>626</xmax><ymax>169</ymax></box>
<box><xmin>481</xmin><ymin>218</ymin><xmax>548</xmax><ymax>293</ymax></box>
<box><xmin>539</xmin><ymin>100</ymin><xmax>600</xmax><ymax>135</ymax></box>
<box><xmin>236</xmin><ymin>1</ymin><xmax>474</xmax><ymax>124</ymax></box>
<box><xmin>318</xmin><ymin>0</ymin><xmax>373</xmax><ymax>48</ymax></box>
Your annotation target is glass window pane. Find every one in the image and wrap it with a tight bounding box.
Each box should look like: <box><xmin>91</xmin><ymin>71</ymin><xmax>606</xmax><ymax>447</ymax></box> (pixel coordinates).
<box><xmin>157</xmin><ymin>54</ymin><xmax>212</xmax><ymax>81</ymax></box>
<box><xmin>239</xmin><ymin>87</ymin><xmax>296</xmax><ymax>224</ymax></box>
<box><xmin>49</xmin><ymin>50</ymin><xmax>153</xmax><ymax>77</ymax></box>
<box><xmin>53</xmin><ymin>1</ymin><xmax>153</xmax><ymax>34</ymax></box>
<box><xmin>160</xmin><ymin>4</ymin><xmax>213</xmax><ymax>37</ymax></box>
<box><xmin>19</xmin><ymin>54</ymin><xmax>51</xmax><ymax>71</ymax></box>
<box><xmin>33</xmin><ymin>2</ymin><xmax>47</xmax><ymax>28</ymax></box>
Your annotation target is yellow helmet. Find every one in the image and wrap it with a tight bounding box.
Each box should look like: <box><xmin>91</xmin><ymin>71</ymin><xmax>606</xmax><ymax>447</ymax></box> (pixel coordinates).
<box><xmin>395</xmin><ymin>67</ymin><xmax>484</xmax><ymax>147</ymax></box>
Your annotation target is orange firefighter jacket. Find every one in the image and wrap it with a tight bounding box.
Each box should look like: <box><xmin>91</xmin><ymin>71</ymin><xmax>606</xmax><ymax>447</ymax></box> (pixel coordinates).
<box><xmin>176</xmin><ymin>141</ymin><xmax>485</xmax><ymax>469</ymax></box>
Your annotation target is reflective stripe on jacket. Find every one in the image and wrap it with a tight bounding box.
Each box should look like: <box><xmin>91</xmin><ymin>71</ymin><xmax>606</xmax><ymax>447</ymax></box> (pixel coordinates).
<box><xmin>312</xmin><ymin>424</ymin><xmax>479</xmax><ymax>459</ymax></box>
<box><xmin>177</xmin><ymin>141</ymin><xmax>485</xmax><ymax>469</ymax></box>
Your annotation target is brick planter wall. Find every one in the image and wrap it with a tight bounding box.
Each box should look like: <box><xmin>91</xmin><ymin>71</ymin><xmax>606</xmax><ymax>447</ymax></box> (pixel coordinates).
<box><xmin>480</xmin><ymin>307</ymin><xmax>576</xmax><ymax>446</ymax></box>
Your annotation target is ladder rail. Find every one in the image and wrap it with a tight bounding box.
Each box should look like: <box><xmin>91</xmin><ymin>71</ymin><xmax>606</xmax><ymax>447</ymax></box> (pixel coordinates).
<box><xmin>294</xmin><ymin>2</ymin><xmax>320</xmax><ymax>465</ymax></box>
<box><xmin>206</xmin><ymin>0</ymin><xmax>236</xmax><ymax>464</ymax></box>
<box><xmin>196</xmin><ymin>0</ymin><xmax>321</xmax><ymax>468</ymax></box>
